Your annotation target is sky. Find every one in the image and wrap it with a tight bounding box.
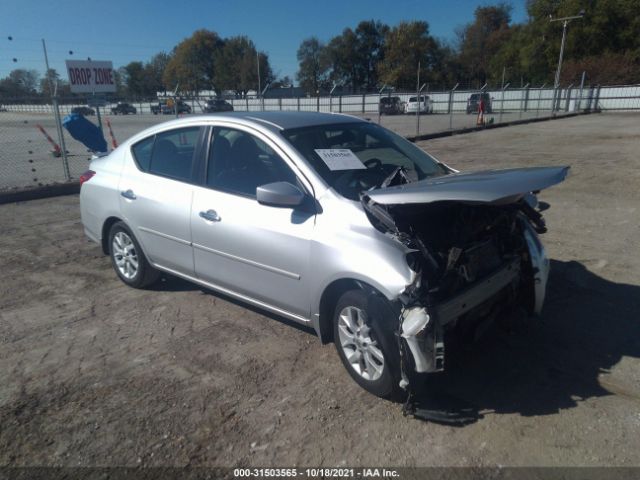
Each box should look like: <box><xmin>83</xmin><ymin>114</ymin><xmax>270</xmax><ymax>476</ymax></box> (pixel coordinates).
<box><xmin>0</xmin><ymin>0</ymin><xmax>528</xmax><ymax>84</ymax></box>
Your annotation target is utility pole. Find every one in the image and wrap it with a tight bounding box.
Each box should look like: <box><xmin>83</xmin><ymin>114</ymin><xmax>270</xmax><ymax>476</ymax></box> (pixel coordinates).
<box><xmin>415</xmin><ymin>61</ymin><xmax>420</xmax><ymax>136</ymax></box>
<box><xmin>257</xmin><ymin>51</ymin><xmax>261</xmax><ymax>104</ymax></box>
<box><xmin>550</xmin><ymin>10</ymin><xmax>585</xmax><ymax>112</ymax></box>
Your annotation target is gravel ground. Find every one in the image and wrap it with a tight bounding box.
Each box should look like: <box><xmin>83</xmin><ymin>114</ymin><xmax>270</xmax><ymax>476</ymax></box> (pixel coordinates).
<box><xmin>0</xmin><ymin>112</ymin><xmax>639</xmax><ymax>468</ymax></box>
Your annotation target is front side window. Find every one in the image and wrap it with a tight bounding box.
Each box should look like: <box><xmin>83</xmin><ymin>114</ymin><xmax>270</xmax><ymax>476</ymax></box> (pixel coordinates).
<box><xmin>282</xmin><ymin>122</ymin><xmax>446</xmax><ymax>200</ymax></box>
<box><xmin>206</xmin><ymin>127</ymin><xmax>298</xmax><ymax>197</ymax></box>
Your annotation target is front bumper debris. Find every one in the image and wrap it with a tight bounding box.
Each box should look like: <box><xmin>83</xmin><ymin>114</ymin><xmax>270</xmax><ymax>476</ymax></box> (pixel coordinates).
<box><xmin>400</xmin><ymin>258</ymin><xmax>521</xmax><ymax>376</ymax></box>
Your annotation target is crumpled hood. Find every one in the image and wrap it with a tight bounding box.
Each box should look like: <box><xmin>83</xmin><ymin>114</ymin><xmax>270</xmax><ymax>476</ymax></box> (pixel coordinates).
<box><xmin>366</xmin><ymin>166</ymin><xmax>569</xmax><ymax>205</ymax></box>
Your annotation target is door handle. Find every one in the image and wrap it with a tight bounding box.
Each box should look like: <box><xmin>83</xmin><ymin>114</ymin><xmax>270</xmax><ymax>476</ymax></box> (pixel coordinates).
<box><xmin>120</xmin><ymin>189</ymin><xmax>136</xmax><ymax>200</ymax></box>
<box><xmin>199</xmin><ymin>209</ymin><xmax>221</xmax><ymax>222</ymax></box>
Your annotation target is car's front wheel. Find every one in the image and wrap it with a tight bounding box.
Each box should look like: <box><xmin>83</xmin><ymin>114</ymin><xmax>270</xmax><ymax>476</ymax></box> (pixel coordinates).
<box><xmin>108</xmin><ymin>222</ymin><xmax>160</xmax><ymax>288</ymax></box>
<box><xmin>333</xmin><ymin>290</ymin><xmax>400</xmax><ymax>399</ymax></box>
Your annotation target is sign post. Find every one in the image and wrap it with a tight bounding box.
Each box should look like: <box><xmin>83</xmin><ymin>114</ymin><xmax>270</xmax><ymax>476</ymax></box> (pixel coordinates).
<box><xmin>66</xmin><ymin>60</ymin><xmax>116</xmax><ymax>135</ymax></box>
<box><xmin>87</xmin><ymin>94</ymin><xmax>107</xmax><ymax>134</ymax></box>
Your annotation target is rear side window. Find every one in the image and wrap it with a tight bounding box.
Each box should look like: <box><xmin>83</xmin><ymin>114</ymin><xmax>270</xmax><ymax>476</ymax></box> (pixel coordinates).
<box><xmin>131</xmin><ymin>127</ymin><xmax>201</xmax><ymax>181</ymax></box>
<box><xmin>131</xmin><ymin>136</ymin><xmax>154</xmax><ymax>171</ymax></box>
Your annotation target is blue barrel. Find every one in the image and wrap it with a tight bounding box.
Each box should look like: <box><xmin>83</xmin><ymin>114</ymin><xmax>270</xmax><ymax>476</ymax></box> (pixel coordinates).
<box><xmin>62</xmin><ymin>113</ymin><xmax>107</xmax><ymax>153</ymax></box>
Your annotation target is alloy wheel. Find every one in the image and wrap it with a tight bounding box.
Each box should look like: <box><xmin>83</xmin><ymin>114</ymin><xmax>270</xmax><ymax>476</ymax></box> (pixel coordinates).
<box><xmin>337</xmin><ymin>306</ymin><xmax>385</xmax><ymax>381</ymax></box>
<box><xmin>112</xmin><ymin>231</ymin><xmax>139</xmax><ymax>280</ymax></box>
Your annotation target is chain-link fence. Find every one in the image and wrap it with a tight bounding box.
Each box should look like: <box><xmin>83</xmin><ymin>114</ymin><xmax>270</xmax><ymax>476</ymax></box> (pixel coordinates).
<box><xmin>1</xmin><ymin>83</ymin><xmax>638</xmax><ymax>192</ymax></box>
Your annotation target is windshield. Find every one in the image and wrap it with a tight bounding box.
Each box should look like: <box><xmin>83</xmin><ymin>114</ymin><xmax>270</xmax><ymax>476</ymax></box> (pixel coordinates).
<box><xmin>281</xmin><ymin>122</ymin><xmax>446</xmax><ymax>200</ymax></box>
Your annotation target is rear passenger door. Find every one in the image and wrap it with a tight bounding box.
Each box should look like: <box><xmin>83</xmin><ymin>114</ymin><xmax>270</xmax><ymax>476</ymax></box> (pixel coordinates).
<box><xmin>120</xmin><ymin>126</ymin><xmax>204</xmax><ymax>275</ymax></box>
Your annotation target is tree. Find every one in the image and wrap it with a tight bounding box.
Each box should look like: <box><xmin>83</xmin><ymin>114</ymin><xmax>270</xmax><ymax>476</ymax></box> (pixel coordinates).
<box><xmin>561</xmin><ymin>51</ymin><xmax>640</xmax><ymax>84</ymax></box>
<box><xmin>523</xmin><ymin>0</ymin><xmax>640</xmax><ymax>83</ymax></box>
<box><xmin>40</xmin><ymin>68</ymin><xmax>61</xmax><ymax>97</ymax></box>
<box><xmin>457</xmin><ymin>4</ymin><xmax>512</xmax><ymax>86</ymax></box>
<box><xmin>377</xmin><ymin>21</ymin><xmax>439</xmax><ymax>90</ymax></box>
<box><xmin>122</xmin><ymin>61</ymin><xmax>146</xmax><ymax>97</ymax></box>
<box><xmin>0</xmin><ymin>69</ymin><xmax>40</xmax><ymax>97</ymax></box>
<box><xmin>296</xmin><ymin>37</ymin><xmax>331</xmax><ymax>94</ymax></box>
<box><xmin>215</xmin><ymin>36</ymin><xmax>273</xmax><ymax>96</ymax></box>
<box><xmin>326</xmin><ymin>28</ymin><xmax>359</xmax><ymax>91</ymax></box>
<box><xmin>144</xmin><ymin>52</ymin><xmax>171</xmax><ymax>95</ymax></box>
<box><xmin>163</xmin><ymin>29</ymin><xmax>224</xmax><ymax>93</ymax></box>
<box><xmin>354</xmin><ymin>20</ymin><xmax>389</xmax><ymax>90</ymax></box>
<box><xmin>324</xmin><ymin>20</ymin><xmax>389</xmax><ymax>92</ymax></box>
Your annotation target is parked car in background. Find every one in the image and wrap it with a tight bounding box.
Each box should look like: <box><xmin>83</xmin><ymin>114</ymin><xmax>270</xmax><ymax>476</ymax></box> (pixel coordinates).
<box><xmin>151</xmin><ymin>100</ymin><xmax>192</xmax><ymax>115</ymax></box>
<box><xmin>466</xmin><ymin>93</ymin><xmax>493</xmax><ymax>114</ymax></box>
<box><xmin>378</xmin><ymin>96</ymin><xmax>403</xmax><ymax>115</ymax></box>
<box><xmin>404</xmin><ymin>96</ymin><xmax>434</xmax><ymax>114</ymax></box>
<box><xmin>204</xmin><ymin>99</ymin><xmax>234</xmax><ymax>113</ymax></box>
<box><xmin>79</xmin><ymin>111</ymin><xmax>567</xmax><ymax>400</ymax></box>
<box><xmin>111</xmin><ymin>102</ymin><xmax>137</xmax><ymax>115</ymax></box>
<box><xmin>71</xmin><ymin>106</ymin><xmax>95</xmax><ymax>116</ymax></box>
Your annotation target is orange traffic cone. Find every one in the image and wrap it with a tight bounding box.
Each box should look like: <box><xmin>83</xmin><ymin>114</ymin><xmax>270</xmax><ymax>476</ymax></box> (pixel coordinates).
<box><xmin>477</xmin><ymin>99</ymin><xmax>485</xmax><ymax>126</ymax></box>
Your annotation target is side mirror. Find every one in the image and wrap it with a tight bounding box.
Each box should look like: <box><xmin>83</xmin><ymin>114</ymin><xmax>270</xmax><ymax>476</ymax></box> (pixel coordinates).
<box><xmin>256</xmin><ymin>181</ymin><xmax>306</xmax><ymax>208</ymax></box>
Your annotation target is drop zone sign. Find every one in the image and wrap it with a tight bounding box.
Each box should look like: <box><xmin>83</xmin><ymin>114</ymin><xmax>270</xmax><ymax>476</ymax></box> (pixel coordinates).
<box><xmin>66</xmin><ymin>60</ymin><xmax>116</xmax><ymax>93</ymax></box>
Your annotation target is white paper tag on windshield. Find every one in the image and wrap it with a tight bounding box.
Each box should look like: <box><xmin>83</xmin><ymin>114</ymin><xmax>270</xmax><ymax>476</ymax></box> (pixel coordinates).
<box><xmin>314</xmin><ymin>149</ymin><xmax>366</xmax><ymax>171</ymax></box>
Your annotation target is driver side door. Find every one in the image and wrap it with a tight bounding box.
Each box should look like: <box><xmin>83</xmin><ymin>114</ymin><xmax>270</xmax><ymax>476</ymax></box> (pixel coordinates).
<box><xmin>191</xmin><ymin>126</ymin><xmax>316</xmax><ymax>320</ymax></box>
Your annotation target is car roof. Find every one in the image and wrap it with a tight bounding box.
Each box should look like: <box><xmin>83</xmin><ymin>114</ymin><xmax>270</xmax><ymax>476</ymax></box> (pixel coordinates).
<box><xmin>199</xmin><ymin>111</ymin><xmax>366</xmax><ymax>131</ymax></box>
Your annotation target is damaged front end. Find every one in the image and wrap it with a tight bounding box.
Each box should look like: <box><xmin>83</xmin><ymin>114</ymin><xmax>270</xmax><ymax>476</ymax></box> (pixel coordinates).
<box><xmin>360</xmin><ymin>166</ymin><xmax>568</xmax><ymax>392</ymax></box>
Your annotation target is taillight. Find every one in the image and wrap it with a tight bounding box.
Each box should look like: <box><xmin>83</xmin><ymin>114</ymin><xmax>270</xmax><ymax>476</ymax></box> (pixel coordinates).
<box><xmin>79</xmin><ymin>170</ymin><xmax>96</xmax><ymax>186</ymax></box>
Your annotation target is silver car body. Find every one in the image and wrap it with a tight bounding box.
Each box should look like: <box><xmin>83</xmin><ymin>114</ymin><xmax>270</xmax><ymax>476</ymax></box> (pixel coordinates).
<box><xmin>80</xmin><ymin>112</ymin><xmax>566</xmax><ymax>379</ymax></box>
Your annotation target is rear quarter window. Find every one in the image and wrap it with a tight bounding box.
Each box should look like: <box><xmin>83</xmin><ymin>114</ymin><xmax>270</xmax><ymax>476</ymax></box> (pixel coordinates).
<box><xmin>131</xmin><ymin>136</ymin><xmax>154</xmax><ymax>171</ymax></box>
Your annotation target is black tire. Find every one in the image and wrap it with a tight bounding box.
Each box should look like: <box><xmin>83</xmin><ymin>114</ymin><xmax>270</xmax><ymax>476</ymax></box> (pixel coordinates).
<box><xmin>108</xmin><ymin>221</ymin><xmax>160</xmax><ymax>289</ymax></box>
<box><xmin>333</xmin><ymin>289</ymin><xmax>401</xmax><ymax>399</ymax></box>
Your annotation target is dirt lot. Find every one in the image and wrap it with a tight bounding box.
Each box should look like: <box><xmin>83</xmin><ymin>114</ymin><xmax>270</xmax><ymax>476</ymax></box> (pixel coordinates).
<box><xmin>1</xmin><ymin>113</ymin><xmax>639</xmax><ymax>468</ymax></box>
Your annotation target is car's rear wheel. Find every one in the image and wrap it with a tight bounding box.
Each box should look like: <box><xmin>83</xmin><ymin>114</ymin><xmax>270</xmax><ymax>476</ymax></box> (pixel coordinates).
<box><xmin>333</xmin><ymin>290</ymin><xmax>400</xmax><ymax>399</ymax></box>
<box><xmin>108</xmin><ymin>221</ymin><xmax>160</xmax><ymax>288</ymax></box>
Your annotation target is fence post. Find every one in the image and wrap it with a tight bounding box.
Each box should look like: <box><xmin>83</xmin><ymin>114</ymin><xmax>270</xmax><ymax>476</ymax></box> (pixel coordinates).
<box><xmin>339</xmin><ymin>96</ymin><xmax>342</xmax><ymax>113</ymax></box>
<box><xmin>577</xmin><ymin>71</ymin><xmax>586</xmax><ymax>111</ymax></box>
<box><xmin>594</xmin><ymin>85</ymin><xmax>601</xmax><ymax>111</ymax></box>
<box><xmin>499</xmin><ymin>83</ymin><xmax>510</xmax><ymax>124</ymax></box>
<box><xmin>536</xmin><ymin>84</ymin><xmax>544</xmax><ymax>117</ymax></box>
<box><xmin>565</xmin><ymin>84</ymin><xmax>573</xmax><ymax>112</ymax></box>
<box><xmin>246</xmin><ymin>96</ymin><xmax>249</xmax><ymax>111</ymax></box>
<box><xmin>362</xmin><ymin>94</ymin><xmax>366</xmax><ymax>114</ymax></box>
<box><xmin>519</xmin><ymin>84</ymin><xmax>530</xmax><ymax>119</ymax></box>
<box><xmin>317</xmin><ymin>94</ymin><xmax>320</xmax><ymax>112</ymax></box>
<box><xmin>448</xmin><ymin>83</ymin><xmax>459</xmax><ymax>130</ymax></box>
<box><xmin>52</xmin><ymin>97</ymin><xmax>70</xmax><ymax>181</ymax></box>
<box><xmin>279</xmin><ymin>97</ymin><xmax>282</xmax><ymax>111</ymax></box>
<box><xmin>297</xmin><ymin>96</ymin><xmax>300</xmax><ymax>111</ymax></box>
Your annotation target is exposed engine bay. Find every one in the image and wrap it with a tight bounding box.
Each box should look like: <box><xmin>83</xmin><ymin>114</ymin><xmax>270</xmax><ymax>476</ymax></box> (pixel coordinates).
<box><xmin>360</xmin><ymin>168</ymin><xmax>564</xmax><ymax>393</ymax></box>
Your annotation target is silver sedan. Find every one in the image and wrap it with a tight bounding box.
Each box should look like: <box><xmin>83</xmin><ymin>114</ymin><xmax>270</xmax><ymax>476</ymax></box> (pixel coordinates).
<box><xmin>80</xmin><ymin>112</ymin><xmax>567</xmax><ymax>399</ymax></box>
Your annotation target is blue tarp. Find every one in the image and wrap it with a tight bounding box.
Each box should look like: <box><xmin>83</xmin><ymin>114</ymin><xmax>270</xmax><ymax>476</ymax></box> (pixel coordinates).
<box><xmin>62</xmin><ymin>113</ymin><xmax>107</xmax><ymax>153</ymax></box>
